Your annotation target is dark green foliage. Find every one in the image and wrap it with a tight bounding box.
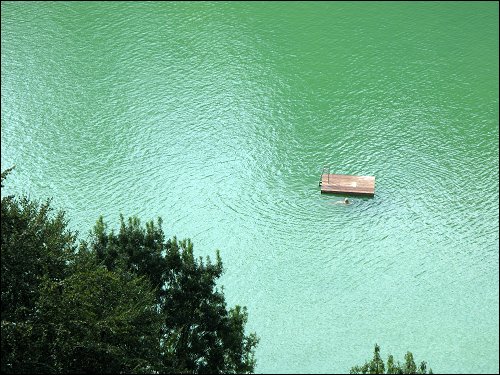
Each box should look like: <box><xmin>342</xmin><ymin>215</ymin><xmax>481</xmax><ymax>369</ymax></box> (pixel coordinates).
<box><xmin>1</xmin><ymin>195</ymin><xmax>77</xmax><ymax>321</ymax></box>
<box><xmin>1</xmin><ymin>169</ymin><xmax>258</xmax><ymax>373</ymax></box>
<box><xmin>1</xmin><ymin>168</ymin><xmax>78</xmax><ymax>373</ymax></box>
<box><xmin>1</xmin><ymin>165</ymin><xmax>16</xmax><ymax>188</ymax></box>
<box><xmin>1</xmin><ymin>166</ymin><xmax>77</xmax><ymax>322</ymax></box>
<box><xmin>91</xmin><ymin>215</ymin><xmax>259</xmax><ymax>373</ymax></box>
<box><xmin>33</xmin><ymin>267</ymin><xmax>162</xmax><ymax>373</ymax></box>
<box><xmin>350</xmin><ymin>344</ymin><xmax>433</xmax><ymax>374</ymax></box>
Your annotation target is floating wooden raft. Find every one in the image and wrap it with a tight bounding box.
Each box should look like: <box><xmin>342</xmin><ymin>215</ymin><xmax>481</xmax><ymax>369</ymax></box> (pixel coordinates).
<box><xmin>319</xmin><ymin>167</ymin><xmax>375</xmax><ymax>196</ymax></box>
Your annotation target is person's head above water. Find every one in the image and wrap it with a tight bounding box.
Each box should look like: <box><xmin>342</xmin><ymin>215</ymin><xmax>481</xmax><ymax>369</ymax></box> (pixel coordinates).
<box><xmin>344</xmin><ymin>198</ymin><xmax>350</xmax><ymax>204</ymax></box>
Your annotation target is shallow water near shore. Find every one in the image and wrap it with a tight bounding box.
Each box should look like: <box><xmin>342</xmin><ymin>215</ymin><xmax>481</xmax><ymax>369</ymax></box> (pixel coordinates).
<box><xmin>2</xmin><ymin>2</ymin><xmax>498</xmax><ymax>373</ymax></box>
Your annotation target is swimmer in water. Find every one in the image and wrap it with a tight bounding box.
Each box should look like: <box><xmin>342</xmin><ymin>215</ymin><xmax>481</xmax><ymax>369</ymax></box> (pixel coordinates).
<box><xmin>332</xmin><ymin>197</ymin><xmax>351</xmax><ymax>205</ymax></box>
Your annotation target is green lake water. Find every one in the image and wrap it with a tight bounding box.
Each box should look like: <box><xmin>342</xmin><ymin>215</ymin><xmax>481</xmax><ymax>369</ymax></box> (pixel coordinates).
<box><xmin>1</xmin><ymin>2</ymin><xmax>498</xmax><ymax>373</ymax></box>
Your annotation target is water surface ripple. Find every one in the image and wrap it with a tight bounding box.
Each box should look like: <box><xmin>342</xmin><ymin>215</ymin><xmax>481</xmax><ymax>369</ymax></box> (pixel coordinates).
<box><xmin>1</xmin><ymin>2</ymin><xmax>498</xmax><ymax>374</ymax></box>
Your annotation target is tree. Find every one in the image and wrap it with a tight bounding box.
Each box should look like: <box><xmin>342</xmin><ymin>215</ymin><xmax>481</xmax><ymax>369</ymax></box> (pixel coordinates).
<box><xmin>90</xmin><ymin>215</ymin><xmax>259</xmax><ymax>373</ymax></box>
<box><xmin>32</xmin><ymin>266</ymin><xmax>162</xmax><ymax>373</ymax></box>
<box><xmin>1</xmin><ymin>167</ymin><xmax>258</xmax><ymax>373</ymax></box>
<box><xmin>2</xmin><ymin>170</ymin><xmax>163</xmax><ymax>373</ymax></box>
<box><xmin>1</xmin><ymin>174</ymin><xmax>77</xmax><ymax>323</ymax></box>
<box><xmin>350</xmin><ymin>344</ymin><xmax>433</xmax><ymax>374</ymax></box>
<box><xmin>1</xmin><ymin>167</ymin><xmax>79</xmax><ymax>373</ymax></box>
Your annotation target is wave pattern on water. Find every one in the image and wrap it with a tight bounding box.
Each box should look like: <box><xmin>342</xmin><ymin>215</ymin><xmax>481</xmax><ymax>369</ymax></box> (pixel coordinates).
<box><xmin>1</xmin><ymin>2</ymin><xmax>498</xmax><ymax>374</ymax></box>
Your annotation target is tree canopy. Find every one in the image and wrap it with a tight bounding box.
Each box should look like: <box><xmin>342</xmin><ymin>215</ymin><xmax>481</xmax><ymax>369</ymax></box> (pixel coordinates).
<box><xmin>350</xmin><ymin>344</ymin><xmax>433</xmax><ymax>374</ymax></box>
<box><xmin>90</xmin><ymin>215</ymin><xmax>259</xmax><ymax>373</ymax></box>
<box><xmin>1</xmin><ymin>168</ymin><xmax>258</xmax><ymax>374</ymax></box>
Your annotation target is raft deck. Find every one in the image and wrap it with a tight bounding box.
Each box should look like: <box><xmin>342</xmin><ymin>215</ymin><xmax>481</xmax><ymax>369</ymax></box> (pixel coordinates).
<box><xmin>320</xmin><ymin>173</ymin><xmax>375</xmax><ymax>196</ymax></box>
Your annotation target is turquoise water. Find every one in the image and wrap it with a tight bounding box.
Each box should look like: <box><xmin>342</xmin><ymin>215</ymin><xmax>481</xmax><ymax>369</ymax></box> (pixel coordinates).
<box><xmin>1</xmin><ymin>2</ymin><xmax>498</xmax><ymax>373</ymax></box>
